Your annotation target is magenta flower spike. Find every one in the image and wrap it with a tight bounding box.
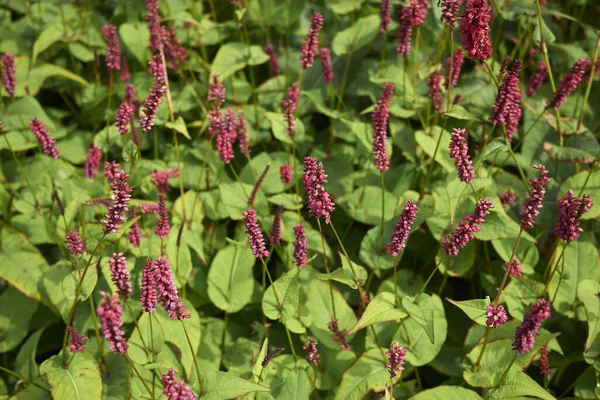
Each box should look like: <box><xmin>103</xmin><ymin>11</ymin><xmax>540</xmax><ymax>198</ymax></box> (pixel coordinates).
<box><xmin>102</xmin><ymin>25</ymin><xmax>121</xmax><ymax>71</ymax></box>
<box><xmin>504</xmin><ymin>259</ymin><xmax>523</xmax><ymax>277</ymax></box>
<box><xmin>119</xmin><ymin>53</ymin><xmax>130</xmax><ymax>82</ymax></box>
<box><xmin>372</xmin><ymin>82</ymin><xmax>394</xmax><ymax>172</ymax></box>
<box><xmin>396</xmin><ymin>0</ymin><xmax>428</xmax><ymax>56</ymax></box>
<box><xmin>303</xmin><ymin>157</ymin><xmax>336</xmax><ymax>224</ymax></box>
<box><xmin>97</xmin><ymin>291</ymin><xmax>128</xmax><ymax>354</ymax></box>
<box><xmin>270</xmin><ymin>205</ymin><xmax>283</xmax><ymax>246</ymax></box>
<box><xmin>444</xmin><ymin>47</ymin><xmax>465</xmax><ymax>89</ymax></box>
<box><xmin>303</xmin><ymin>337</ymin><xmax>320</xmax><ymax>366</ymax></box>
<box><xmin>554</xmin><ymin>190</ymin><xmax>593</xmax><ymax>242</ymax></box>
<box><xmin>387</xmin><ymin>201</ymin><xmax>419</xmax><ymax>257</ymax></box>
<box><xmin>513</xmin><ymin>299</ymin><xmax>551</xmax><ymax>354</ymax></box>
<box><xmin>145</xmin><ymin>0</ymin><xmax>163</xmax><ymax>52</ymax></box>
<box><xmin>440</xmin><ymin>0</ymin><xmax>460</xmax><ymax>28</ymax></box>
<box><xmin>293</xmin><ymin>224</ymin><xmax>308</xmax><ymax>268</ymax></box>
<box><xmin>141</xmin><ymin>260</ymin><xmax>159</xmax><ymax>313</ymax></box>
<box><xmin>151</xmin><ymin>169</ymin><xmax>180</xmax><ymax>193</ymax></box>
<box><xmin>441</xmin><ymin>199</ymin><xmax>493</xmax><ymax>256</ymax></box>
<box><xmin>30</xmin><ymin>118</ymin><xmax>59</xmax><ymax>159</ymax></box>
<box><xmin>102</xmin><ymin>162</ymin><xmax>132</xmax><ymax>234</ymax></box>
<box><xmin>235</xmin><ymin>114</ymin><xmax>251</xmax><ymax>157</ymax></box>
<box><xmin>248</xmin><ymin>164</ymin><xmax>270</xmax><ymax>207</ymax></box>
<box><xmin>380</xmin><ymin>0</ymin><xmax>391</xmax><ymax>33</ymax></box>
<box><xmin>428</xmin><ymin>70</ymin><xmax>443</xmax><ymax>114</ymax></box>
<box><xmin>115</xmin><ymin>102</ymin><xmax>133</xmax><ymax>136</ymax></box>
<box><xmin>520</xmin><ymin>164</ymin><xmax>550</xmax><ymax>230</ymax></box>
<box><xmin>449</xmin><ymin>128</ymin><xmax>475</xmax><ymax>184</ymax></box>
<box><xmin>262</xmin><ymin>347</ymin><xmax>285</xmax><ymax>367</ymax></box>
<box><xmin>540</xmin><ymin>344</ymin><xmax>551</xmax><ymax>375</ymax></box>
<box><xmin>242</xmin><ymin>209</ymin><xmax>269</xmax><ymax>258</ymax></box>
<box><xmin>320</xmin><ymin>48</ymin><xmax>334</xmax><ymax>83</ymax></box>
<box><xmin>280</xmin><ymin>164</ymin><xmax>292</xmax><ymax>184</ymax></box>
<box><xmin>485</xmin><ymin>304</ymin><xmax>508</xmax><ymax>328</ymax></box>
<box><xmin>155</xmin><ymin>257</ymin><xmax>190</xmax><ymax>320</ymax></box>
<box><xmin>300</xmin><ymin>11</ymin><xmax>324</xmax><ymax>69</ymax></box>
<box><xmin>460</xmin><ymin>0</ymin><xmax>493</xmax><ymax>61</ymax></box>
<box><xmin>163</xmin><ymin>25</ymin><xmax>187</xmax><ymax>69</ymax></box>
<box><xmin>1</xmin><ymin>53</ymin><xmax>16</xmax><ymax>97</ymax></box>
<box><xmin>328</xmin><ymin>316</ymin><xmax>351</xmax><ymax>350</ymax></box>
<box><xmin>490</xmin><ymin>59</ymin><xmax>522</xmax><ymax>142</ymax></box>
<box><xmin>548</xmin><ymin>59</ymin><xmax>592</xmax><ymax>110</ymax></box>
<box><xmin>66</xmin><ymin>231</ymin><xmax>85</xmax><ymax>256</ymax></box>
<box><xmin>161</xmin><ymin>369</ymin><xmax>197</xmax><ymax>400</ymax></box>
<box><xmin>281</xmin><ymin>83</ymin><xmax>300</xmax><ymax>138</ymax></box>
<box><xmin>128</xmin><ymin>208</ymin><xmax>142</xmax><ymax>248</ymax></box>
<box><xmin>500</xmin><ymin>190</ymin><xmax>517</xmax><ymax>206</ymax></box>
<box><xmin>108</xmin><ymin>252</ymin><xmax>132</xmax><ymax>298</ymax></box>
<box><xmin>263</xmin><ymin>44</ymin><xmax>281</xmax><ymax>75</ymax></box>
<box><xmin>527</xmin><ymin>61</ymin><xmax>548</xmax><ymax>97</ymax></box>
<box><xmin>385</xmin><ymin>342</ymin><xmax>407</xmax><ymax>378</ymax></box>
<box><xmin>68</xmin><ymin>326</ymin><xmax>88</xmax><ymax>353</ymax></box>
<box><xmin>154</xmin><ymin>195</ymin><xmax>170</xmax><ymax>240</ymax></box>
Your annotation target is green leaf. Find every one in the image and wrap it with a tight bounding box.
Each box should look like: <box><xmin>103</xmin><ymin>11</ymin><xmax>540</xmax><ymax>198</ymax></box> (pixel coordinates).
<box><xmin>102</xmin><ymin>353</ymin><xmax>131</xmax><ymax>400</ymax></box>
<box><xmin>446</xmin><ymin>297</ymin><xmax>492</xmax><ymax>326</ymax></box>
<box><xmin>15</xmin><ymin>327</ymin><xmax>46</xmax><ymax>379</ymax></box>
<box><xmin>218</xmin><ymin>182</ymin><xmax>269</xmax><ymax>220</ymax></box>
<box><xmin>577</xmin><ymin>280</ymin><xmax>600</xmax><ymax>354</ymax></box>
<box><xmin>316</xmin><ymin>256</ymin><xmax>368</xmax><ymax>290</ymax></box>
<box><xmin>348</xmin><ymin>292</ymin><xmax>407</xmax><ymax>334</ymax></box>
<box><xmin>325</xmin><ymin>0</ymin><xmax>366</xmax><ymax>14</ymax></box>
<box><xmin>0</xmin><ymin>287</ymin><xmax>39</xmax><ymax>352</ymax></box>
<box><xmin>40</xmin><ymin>352</ymin><xmax>102</xmax><ymax>400</ymax></box>
<box><xmin>543</xmin><ymin>141</ymin><xmax>595</xmax><ymax>164</ymax></box>
<box><xmin>302</xmin><ymin>90</ymin><xmax>340</xmax><ymax>119</ymax></box>
<box><xmin>276</xmin><ymin>361</ymin><xmax>313</xmax><ymax>400</ymax></box>
<box><xmin>402</xmin><ymin>294</ymin><xmax>436</xmax><ymax>343</ymax></box>
<box><xmin>558</xmin><ymin>169</ymin><xmax>600</xmax><ymax>219</ymax></box>
<box><xmin>11</xmin><ymin>57</ymin><xmax>88</xmax><ymax>98</ymax></box>
<box><xmin>341</xmin><ymin>186</ymin><xmax>397</xmax><ymax>225</ymax></box>
<box><xmin>252</xmin><ymin>338</ymin><xmax>269</xmax><ymax>382</ymax></box>
<box><xmin>267</xmin><ymin>193</ymin><xmax>303</xmax><ymax>210</ymax></box>
<box><xmin>127</xmin><ymin>313</ymin><xmax>165</xmax><ymax>365</ymax></box>
<box><xmin>0</xmin><ymin>226</ymin><xmax>51</xmax><ymax>306</ymax></box>
<box><xmin>263</xmin><ymin>270</ymin><xmax>304</xmax><ymax>332</ymax></box>
<box><xmin>207</xmin><ymin>244</ymin><xmax>255</xmax><ymax>313</ymax></box>
<box><xmin>165</xmin><ymin>116</ymin><xmax>192</xmax><ymax>140</ymax></box>
<box><xmin>415</xmin><ymin>127</ymin><xmax>454</xmax><ymax>172</ymax></box>
<box><xmin>264</xmin><ymin>111</ymin><xmax>306</xmax><ymax>146</ymax></box>
<box><xmin>533</xmin><ymin>17</ymin><xmax>556</xmax><ymax>44</ymax></box>
<box><xmin>334</xmin><ymin>348</ymin><xmax>398</xmax><ymax>400</ymax></box>
<box><xmin>62</xmin><ymin>267</ymin><xmax>98</xmax><ymax>302</ymax></box>
<box><xmin>201</xmin><ymin>371</ymin><xmax>270</xmax><ymax>400</ymax></box>
<box><xmin>119</xmin><ymin>23</ymin><xmax>150</xmax><ymax>65</ymax></box>
<box><xmin>443</xmin><ymin>105</ymin><xmax>480</xmax><ymax>121</ymax></box>
<box><xmin>409</xmin><ymin>386</ymin><xmax>483</xmax><ymax>400</ymax></box>
<box><xmin>305</xmin><ymin>279</ymin><xmax>357</xmax><ymax>349</ymax></box>
<box><xmin>332</xmin><ymin>14</ymin><xmax>380</xmax><ymax>56</ymax></box>
<box><xmin>488</xmin><ymin>371</ymin><xmax>555</xmax><ymax>399</ymax></box>
<box><xmin>32</xmin><ymin>24</ymin><xmax>64</xmax><ymax>66</ymax></box>
<box><xmin>211</xmin><ymin>42</ymin><xmax>268</xmax><ymax>80</ymax></box>
<box><xmin>472</xmin><ymin>138</ymin><xmax>509</xmax><ymax>170</ymax></box>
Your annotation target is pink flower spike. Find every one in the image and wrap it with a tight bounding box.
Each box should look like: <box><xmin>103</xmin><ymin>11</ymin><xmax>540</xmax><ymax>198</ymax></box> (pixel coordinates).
<box><xmin>372</xmin><ymin>83</ymin><xmax>394</xmax><ymax>172</ymax></box>
<box><xmin>380</xmin><ymin>0</ymin><xmax>391</xmax><ymax>33</ymax></box>
<box><xmin>504</xmin><ymin>259</ymin><xmax>523</xmax><ymax>277</ymax></box>
<box><xmin>527</xmin><ymin>61</ymin><xmax>548</xmax><ymax>97</ymax></box>
<box><xmin>486</xmin><ymin>304</ymin><xmax>508</xmax><ymax>328</ymax></box>
<box><xmin>300</xmin><ymin>11</ymin><xmax>324</xmax><ymax>69</ymax></box>
<box><xmin>141</xmin><ymin>260</ymin><xmax>159</xmax><ymax>313</ymax></box>
<box><xmin>385</xmin><ymin>342</ymin><xmax>407</xmax><ymax>378</ymax></box>
<box><xmin>29</xmin><ymin>118</ymin><xmax>59</xmax><ymax>159</ymax></box>
<box><xmin>108</xmin><ymin>252</ymin><xmax>132</xmax><ymax>298</ymax></box>
<box><xmin>449</xmin><ymin>128</ymin><xmax>475</xmax><ymax>184</ymax></box>
<box><xmin>513</xmin><ymin>299</ymin><xmax>551</xmax><ymax>354</ymax></box>
<box><xmin>97</xmin><ymin>291</ymin><xmax>128</xmax><ymax>354</ymax></box>
<box><xmin>120</xmin><ymin>53</ymin><xmax>130</xmax><ymax>82</ymax></box>
<box><xmin>145</xmin><ymin>0</ymin><xmax>163</xmax><ymax>52</ymax></box>
<box><xmin>242</xmin><ymin>209</ymin><xmax>269</xmax><ymax>258</ymax></box>
<box><xmin>444</xmin><ymin>47</ymin><xmax>465</xmax><ymax>89</ymax></box>
<box><xmin>428</xmin><ymin>70</ymin><xmax>443</xmax><ymax>114</ymax></box>
<box><xmin>540</xmin><ymin>344</ymin><xmax>551</xmax><ymax>375</ymax></box>
<box><xmin>248</xmin><ymin>164</ymin><xmax>270</xmax><ymax>207</ymax></box>
<box><xmin>387</xmin><ymin>201</ymin><xmax>419</xmax><ymax>257</ymax></box>
<box><xmin>66</xmin><ymin>231</ymin><xmax>85</xmax><ymax>256</ymax></box>
<box><xmin>155</xmin><ymin>257</ymin><xmax>190</xmax><ymax>320</ymax></box>
<box><xmin>490</xmin><ymin>59</ymin><xmax>522</xmax><ymax>142</ymax></box>
<box><xmin>320</xmin><ymin>48</ymin><xmax>334</xmax><ymax>83</ymax></box>
<box><xmin>263</xmin><ymin>44</ymin><xmax>281</xmax><ymax>75</ymax></box>
<box><xmin>102</xmin><ymin>25</ymin><xmax>121</xmax><ymax>71</ymax></box>
<box><xmin>162</xmin><ymin>25</ymin><xmax>187</xmax><ymax>69</ymax></box>
<box><xmin>281</xmin><ymin>83</ymin><xmax>300</xmax><ymax>138</ymax></box>
<box><xmin>161</xmin><ymin>369</ymin><xmax>197</xmax><ymax>400</ymax></box>
<box><xmin>441</xmin><ymin>199</ymin><xmax>493</xmax><ymax>256</ymax></box>
<box><xmin>280</xmin><ymin>164</ymin><xmax>292</xmax><ymax>184</ymax></box>
<box><xmin>128</xmin><ymin>208</ymin><xmax>142</xmax><ymax>248</ymax></box>
<box><xmin>554</xmin><ymin>190</ymin><xmax>593</xmax><ymax>242</ymax></box>
<box><xmin>115</xmin><ymin>102</ymin><xmax>133</xmax><ymax>135</ymax></box>
<box><xmin>440</xmin><ymin>0</ymin><xmax>460</xmax><ymax>28</ymax></box>
<box><xmin>140</xmin><ymin>85</ymin><xmax>166</xmax><ymax>132</ymax></box>
<box><xmin>270</xmin><ymin>205</ymin><xmax>283</xmax><ymax>246</ymax></box>
<box><xmin>520</xmin><ymin>164</ymin><xmax>550</xmax><ymax>230</ymax></box>
<box><xmin>460</xmin><ymin>0</ymin><xmax>493</xmax><ymax>61</ymax></box>
<box><xmin>102</xmin><ymin>162</ymin><xmax>132</xmax><ymax>234</ymax></box>
<box><xmin>154</xmin><ymin>195</ymin><xmax>170</xmax><ymax>240</ymax></box>
<box><xmin>235</xmin><ymin>114</ymin><xmax>251</xmax><ymax>157</ymax></box>
<box><xmin>1</xmin><ymin>53</ymin><xmax>16</xmax><ymax>97</ymax></box>
<box><xmin>548</xmin><ymin>59</ymin><xmax>592</xmax><ymax>110</ymax></box>
<box><xmin>151</xmin><ymin>169</ymin><xmax>180</xmax><ymax>193</ymax></box>
<box><xmin>328</xmin><ymin>316</ymin><xmax>351</xmax><ymax>350</ymax></box>
<box><xmin>303</xmin><ymin>337</ymin><xmax>320</xmax><ymax>366</ymax></box>
<box><xmin>500</xmin><ymin>190</ymin><xmax>517</xmax><ymax>206</ymax></box>
<box><xmin>68</xmin><ymin>326</ymin><xmax>88</xmax><ymax>353</ymax></box>
<box><xmin>293</xmin><ymin>224</ymin><xmax>308</xmax><ymax>268</ymax></box>
<box><xmin>303</xmin><ymin>157</ymin><xmax>336</xmax><ymax>224</ymax></box>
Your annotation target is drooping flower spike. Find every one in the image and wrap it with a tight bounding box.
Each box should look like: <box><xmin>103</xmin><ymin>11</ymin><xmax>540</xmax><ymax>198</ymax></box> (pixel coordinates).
<box><xmin>387</xmin><ymin>201</ymin><xmax>419</xmax><ymax>257</ymax></box>
<box><xmin>385</xmin><ymin>342</ymin><xmax>407</xmax><ymax>378</ymax></box>
<box><xmin>101</xmin><ymin>25</ymin><xmax>121</xmax><ymax>71</ymax></box>
<box><xmin>513</xmin><ymin>299</ymin><xmax>551</xmax><ymax>354</ymax></box>
<box><xmin>490</xmin><ymin>59</ymin><xmax>522</xmax><ymax>142</ymax></box>
<box><xmin>441</xmin><ymin>199</ymin><xmax>493</xmax><ymax>256</ymax></box>
<box><xmin>108</xmin><ymin>253</ymin><xmax>132</xmax><ymax>298</ymax></box>
<box><xmin>154</xmin><ymin>195</ymin><xmax>170</xmax><ymax>240</ymax></box>
<box><xmin>102</xmin><ymin>162</ymin><xmax>132</xmax><ymax>234</ymax></box>
<box><xmin>30</xmin><ymin>118</ymin><xmax>59</xmax><ymax>159</ymax></box>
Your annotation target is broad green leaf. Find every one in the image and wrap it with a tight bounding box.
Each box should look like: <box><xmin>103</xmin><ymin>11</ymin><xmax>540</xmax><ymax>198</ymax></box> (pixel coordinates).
<box><xmin>302</xmin><ymin>90</ymin><xmax>340</xmax><ymax>119</ymax></box>
<box><xmin>446</xmin><ymin>297</ymin><xmax>492</xmax><ymax>326</ymax></box>
<box><xmin>211</xmin><ymin>42</ymin><xmax>268</xmax><ymax>80</ymax></box>
<box><xmin>201</xmin><ymin>371</ymin><xmax>270</xmax><ymax>400</ymax></box>
<box><xmin>263</xmin><ymin>270</ymin><xmax>305</xmax><ymax>333</ymax></box>
<box><xmin>305</xmin><ymin>279</ymin><xmax>357</xmax><ymax>349</ymax></box>
<box><xmin>9</xmin><ymin>377</ymin><xmax>51</xmax><ymax>399</ymax></box>
<box><xmin>472</xmin><ymin>138</ymin><xmax>509</xmax><ymax>170</ymax></box>
<box><xmin>218</xmin><ymin>181</ymin><xmax>269</xmax><ymax>220</ymax></box>
<box><xmin>316</xmin><ymin>256</ymin><xmax>368</xmax><ymax>290</ymax></box>
<box><xmin>276</xmin><ymin>361</ymin><xmax>313</xmax><ymax>400</ymax></box>
<box><xmin>119</xmin><ymin>23</ymin><xmax>150</xmax><ymax>65</ymax></box>
<box><xmin>334</xmin><ymin>348</ymin><xmax>398</xmax><ymax>400</ymax></box>
<box><xmin>402</xmin><ymin>294</ymin><xmax>436</xmax><ymax>343</ymax></box>
<box><xmin>443</xmin><ymin>105</ymin><xmax>480</xmax><ymax>121</ymax></box>
<box><xmin>533</xmin><ymin>17</ymin><xmax>556</xmax><ymax>44</ymax></box>
<box><xmin>127</xmin><ymin>313</ymin><xmax>165</xmax><ymax>365</ymax></box>
<box><xmin>315</xmin><ymin>347</ymin><xmax>357</xmax><ymax>391</ymax></box>
<box><xmin>0</xmin><ymin>226</ymin><xmax>51</xmax><ymax>306</ymax></box>
<box><xmin>415</xmin><ymin>127</ymin><xmax>453</xmax><ymax>172</ymax></box>
<box><xmin>543</xmin><ymin>142</ymin><xmax>595</xmax><ymax>164</ymax></box>
<box><xmin>31</xmin><ymin>24</ymin><xmax>63</xmax><ymax>66</ymax></box>
<box><xmin>264</xmin><ymin>111</ymin><xmax>306</xmax><ymax>146</ymax></box>
<box><xmin>0</xmin><ymin>287</ymin><xmax>39</xmax><ymax>352</ymax></box>
<box><xmin>62</xmin><ymin>267</ymin><xmax>98</xmax><ymax>302</ymax></box>
<box><xmin>166</xmin><ymin>232</ymin><xmax>193</xmax><ymax>287</ymax></box>
<box><xmin>15</xmin><ymin>327</ymin><xmax>46</xmax><ymax>379</ymax></box>
<box><xmin>341</xmin><ymin>186</ymin><xmax>396</xmax><ymax>225</ymax></box>
<box><xmin>332</xmin><ymin>14</ymin><xmax>380</xmax><ymax>56</ymax></box>
<box><xmin>102</xmin><ymin>353</ymin><xmax>131</xmax><ymax>400</ymax></box>
<box><xmin>10</xmin><ymin>58</ymin><xmax>88</xmax><ymax>98</ymax></box>
<box><xmin>577</xmin><ymin>280</ymin><xmax>600</xmax><ymax>353</ymax></box>
<box><xmin>409</xmin><ymin>386</ymin><xmax>483</xmax><ymax>400</ymax></box>
<box><xmin>252</xmin><ymin>338</ymin><xmax>269</xmax><ymax>382</ymax></box>
<box><xmin>207</xmin><ymin>244</ymin><xmax>255</xmax><ymax>313</ymax></box>
<box><xmin>349</xmin><ymin>292</ymin><xmax>407</xmax><ymax>334</ymax></box>
<box><xmin>558</xmin><ymin>169</ymin><xmax>600</xmax><ymax>219</ymax></box>
<box><xmin>267</xmin><ymin>193</ymin><xmax>303</xmax><ymax>210</ymax></box>
<box><xmin>491</xmin><ymin>235</ymin><xmax>539</xmax><ymax>275</ymax></box>
<box><xmin>488</xmin><ymin>371</ymin><xmax>555</xmax><ymax>399</ymax></box>
<box><xmin>325</xmin><ymin>0</ymin><xmax>365</xmax><ymax>14</ymax></box>
<box><xmin>165</xmin><ymin>116</ymin><xmax>192</xmax><ymax>140</ymax></box>
<box><xmin>40</xmin><ymin>352</ymin><xmax>102</xmax><ymax>400</ymax></box>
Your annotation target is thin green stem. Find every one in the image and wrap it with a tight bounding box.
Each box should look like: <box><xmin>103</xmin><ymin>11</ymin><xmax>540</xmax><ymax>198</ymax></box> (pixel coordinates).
<box><xmin>0</xmin><ymin>365</ymin><xmax>50</xmax><ymax>392</ymax></box>
<box><xmin>493</xmin><ymin>228</ymin><xmax>524</xmax><ymax>306</ymax></box>
<box><xmin>181</xmin><ymin>321</ymin><xmax>204</xmax><ymax>395</ymax></box>
<box><xmin>420</xmin><ymin>119</ymin><xmax>448</xmax><ymax>198</ymax></box>
<box><xmin>542</xmin><ymin>241</ymin><xmax>568</xmax><ymax>297</ymax></box>
<box><xmin>260</xmin><ymin>258</ymin><xmax>282</xmax><ymax>310</ymax></box>
<box><xmin>125</xmin><ymin>354</ymin><xmax>156</xmax><ymax>400</ymax></box>
<box><xmin>472</xmin><ymin>327</ymin><xmax>492</xmax><ymax>372</ymax></box>
<box><xmin>496</xmin><ymin>353</ymin><xmax>519</xmax><ymax>387</ymax></box>
<box><xmin>87</xmin><ymin>295</ymin><xmax>106</xmax><ymax>369</ymax></box>
<box><xmin>414</xmin><ymin>254</ymin><xmax>445</xmax><ymax>302</ymax></box>
<box><xmin>284</xmin><ymin>326</ymin><xmax>297</xmax><ymax>360</ymax></box>
<box><xmin>379</xmin><ymin>172</ymin><xmax>386</xmax><ymax>250</ymax></box>
<box><xmin>317</xmin><ymin>219</ymin><xmax>337</xmax><ymax>319</ymax></box>
<box><xmin>576</xmin><ymin>34</ymin><xmax>600</xmax><ymax>133</ymax></box>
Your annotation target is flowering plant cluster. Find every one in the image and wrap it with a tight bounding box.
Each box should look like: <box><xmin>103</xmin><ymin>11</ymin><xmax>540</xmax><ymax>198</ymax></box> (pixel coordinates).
<box><xmin>0</xmin><ymin>1</ymin><xmax>598</xmax><ymax>399</ymax></box>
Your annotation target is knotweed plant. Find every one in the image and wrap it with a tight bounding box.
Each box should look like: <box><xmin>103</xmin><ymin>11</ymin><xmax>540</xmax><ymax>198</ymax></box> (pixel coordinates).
<box><xmin>0</xmin><ymin>2</ymin><xmax>598</xmax><ymax>399</ymax></box>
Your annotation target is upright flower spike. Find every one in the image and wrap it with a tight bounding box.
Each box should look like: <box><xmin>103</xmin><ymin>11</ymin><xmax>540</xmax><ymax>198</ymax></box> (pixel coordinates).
<box><xmin>303</xmin><ymin>157</ymin><xmax>336</xmax><ymax>224</ymax></box>
<box><xmin>120</xmin><ymin>53</ymin><xmax>131</xmax><ymax>82</ymax></box>
<box><xmin>460</xmin><ymin>0</ymin><xmax>493</xmax><ymax>61</ymax></box>
<box><xmin>262</xmin><ymin>347</ymin><xmax>285</xmax><ymax>367</ymax></box>
<box><xmin>248</xmin><ymin>164</ymin><xmax>270</xmax><ymax>207</ymax></box>
<box><xmin>108</xmin><ymin>253</ymin><xmax>132</xmax><ymax>298</ymax></box>
<box><xmin>29</xmin><ymin>118</ymin><xmax>59</xmax><ymax>159</ymax></box>
<box><xmin>385</xmin><ymin>342</ymin><xmax>407</xmax><ymax>378</ymax></box>
<box><xmin>68</xmin><ymin>327</ymin><xmax>88</xmax><ymax>353</ymax></box>
<box><xmin>162</xmin><ymin>25</ymin><xmax>187</xmax><ymax>69</ymax></box>
<box><xmin>270</xmin><ymin>205</ymin><xmax>283</xmax><ymax>246</ymax></box>
<box><xmin>293</xmin><ymin>224</ymin><xmax>308</xmax><ymax>268</ymax></box>
<box><xmin>154</xmin><ymin>195</ymin><xmax>170</xmax><ymax>240</ymax></box>
<box><xmin>440</xmin><ymin>0</ymin><xmax>460</xmax><ymax>28</ymax></box>
<box><xmin>263</xmin><ymin>44</ymin><xmax>281</xmax><ymax>75</ymax></box>
<box><xmin>513</xmin><ymin>299</ymin><xmax>551</xmax><ymax>354</ymax></box>
<box><xmin>97</xmin><ymin>291</ymin><xmax>128</xmax><ymax>354</ymax></box>
<box><xmin>115</xmin><ymin>103</ymin><xmax>133</xmax><ymax>136</ymax></box>
<box><xmin>396</xmin><ymin>0</ymin><xmax>428</xmax><ymax>55</ymax></box>
<box><xmin>428</xmin><ymin>70</ymin><xmax>443</xmax><ymax>114</ymax></box>
<box><xmin>300</xmin><ymin>11</ymin><xmax>324</xmax><ymax>69</ymax></box>
<box><xmin>85</xmin><ymin>144</ymin><xmax>102</xmax><ymax>177</ymax></box>
<box><xmin>155</xmin><ymin>257</ymin><xmax>190</xmax><ymax>320</ymax></box>
<box><xmin>441</xmin><ymin>199</ymin><xmax>493</xmax><ymax>256</ymax></box>
<box><xmin>380</xmin><ymin>0</ymin><xmax>391</xmax><ymax>33</ymax></box>
<box><xmin>554</xmin><ymin>190</ymin><xmax>593</xmax><ymax>242</ymax></box>
<box><xmin>485</xmin><ymin>304</ymin><xmax>508</xmax><ymax>328</ymax></box>
<box><xmin>320</xmin><ymin>48</ymin><xmax>334</xmax><ymax>83</ymax></box>
<box><xmin>66</xmin><ymin>231</ymin><xmax>85</xmax><ymax>256</ymax></box>
<box><xmin>161</xmin><ymin>369</ymin><xmax>197</xmax><ymax>400</ymax></box>
<box><xmin>281</xmin><ymin>83</ymin><xmax>300</xmax><ymax>138</ymax></box>
<box><xmin>140</xmin><ymin>55</ymin><xmax>167</xmax><ymax>133</ymax></box>
<box><xmin>328</xmin><ymin>316</ymin><xmax>351</xmax><ymax>350</ymax></box>
<box><xmin>490</xmin><ymin>59</ymin><xmax>523</xmax><ymax>142</ymax></box>
<box><xmin>527</xmin><ymin>61</ymin><xmax>548</xmax><ymax>97</ymax></box>
<box><xmin>145</xmin><ymin>0</ymin><xmax>163</xmax><ymax>52</ymax></box>
<box><xmin>1</xmin><ymin>53</ymin><xmax>16</xmax><ymax>97</ymax></box>
<box><xmin>141</xmin><ymin>260</ymin><xmax>159</xmax><ymax>312</ymax></box>
<box><xmin>504</xmin><ymin>259</ymin><xmax>523</xmax><ymax>277</ymax></box>
<box><xmin>128</xmin><ymin>208</ymin><xmax>142</xmax><ymax>247</ymax></box>
<box><xmin>520</xmin><ymin>164</ymin><xmax>550</xmax><ymax>230</ymax></box>
<box><xmin>151</xmin><ymin>169</ymin><xmax>180</xmax><ymax>193</ymax></box>
<box><xmin>102</xmin><ymin>25</ymin><xmax>121</xmax><ymax>71</ymax></box>
<box><xmin>449</xmin><ymin>128</ymin><xmax>475</xmax><ymax>184</ymax></box>
<box><xmin>444</xmin><ymin>47</ymin><xmax>465</xmax><ymax>89</ymax></box>
<box><xmin>500</xmin><ymin>190</ymin><xmax>517</xmax><ymax>206</ymax></box>
<box><xmin>280</xmin><ymin>164</ymin><xmax>292</xmax><ymax>184</ymax></box>
<box><xmin>102</xmin><ymin>162</ymin><xmax>132</xmax><ymax>234</ymax></box>
<box><xmin>539</xmin><ymin>344</ymin><xmax>551</xmax><ymax>375</ymax></box>
<box><xmin>242</xmin><ymin>209</ymin><xmax>269</xmax><ymax>258</ymax></box>
<box><xmin>235</xmin><ymin>114</ymin><xmax>251</xmax><ymax>157</ymax></box>
<box><xmin>303</xmin><ymin>337</ymin><xmax>320</xmax><ymax>366</ymax></box>
<box><xmin>216</xmin><ymin>108</ymin><xmax>236</xmax><ymax>163</ymax></box>
<box><xmin>372</xmin><ymin>83</ymin><xmax>395</xmax><ymax>172</ymax></box>
<box><xmin>124</xmin><ymin>83</ymin><xmax>135</xmax><ymax>107</ymax></box>
<box><xmin>387</xmin><ymin>201</ymin><xmax>419</xmax><ymax>257</ymax></box>
<box><xmin>548</xmin><ymin>59</ymin><xmax>592</xmax><ymax>110</ymax></box>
